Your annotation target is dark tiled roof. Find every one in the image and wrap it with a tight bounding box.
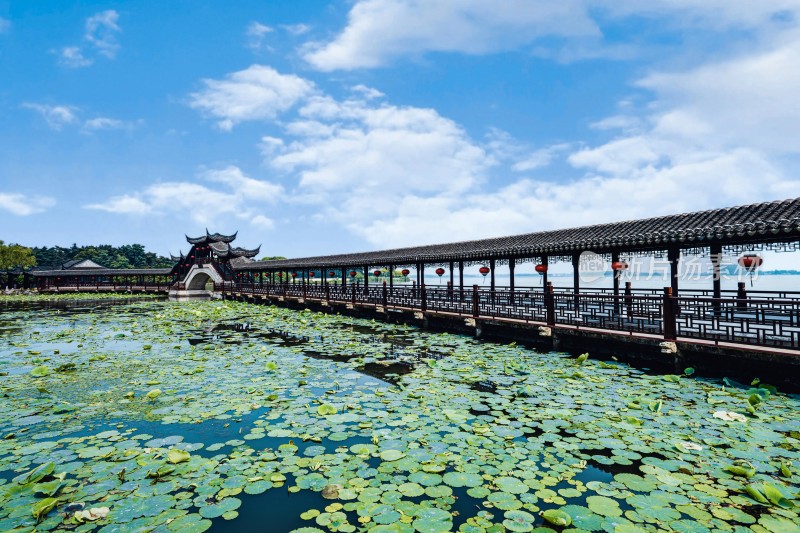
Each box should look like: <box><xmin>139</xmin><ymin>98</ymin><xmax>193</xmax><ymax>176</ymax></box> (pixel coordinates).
<box><xmin>186</xmin><ymin>230</ymin><xmax>238</xmax><ymax>245</ymax></box>
<box><xmin>208</xmin><ymin>242</ymin><xmax>261</xmax><ymax>259</ymax></box>
<box><xmin>236</xmin><ymin>197</ymin><xmax>800</xmax><ymax>271</ymax></box>
<box><xmin>31</xmin><ymin>268</ymin><xmax>173</xmax><ymax>277</ymax></box>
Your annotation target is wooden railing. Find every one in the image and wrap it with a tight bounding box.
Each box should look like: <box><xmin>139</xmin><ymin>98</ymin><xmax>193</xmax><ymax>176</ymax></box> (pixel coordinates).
<box><xmin>227</xmin><ymin>282</ymin><xmax>800</xmax><ymax>351</ymax></box>
<box><xmin>37</xmin><ymin>281</ymin><xmax>173</xmax><ymax>292</ymax></box>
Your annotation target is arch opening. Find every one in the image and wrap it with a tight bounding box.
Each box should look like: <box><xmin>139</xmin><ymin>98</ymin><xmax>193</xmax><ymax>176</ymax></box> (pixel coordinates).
<box><xmin>187</xmin><ymin>272</ymin><xmax>213</xmax><ymax>291</ymax></box>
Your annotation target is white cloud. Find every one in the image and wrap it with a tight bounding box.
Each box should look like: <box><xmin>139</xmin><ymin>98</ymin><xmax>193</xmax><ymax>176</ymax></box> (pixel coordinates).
<box><xmin>512</xmin><ymin>144</ymin><xmax>571</xmax><ymax>172</ymax></box>
<box><xmin>271</xmin><ymin>95</ymin><xmax>491</xmax><ymax>198</ymax></box>
<box><xmin>85</xmin><ymin>167</ymin><xmax>283</xmax><ymax>227</ymax></box>
<box><xmin>189</xmin><ymin>65</ymin><xmax>316</xmax><ymax>131</ymax></box>
<box><xmin>246</xmin><ymin>21</ymin><xmax>273</xmax><ymax>50</ymax></box>
<box><xmin>203</xmin><ymin>166</ymin><xmax>283</xmax><ymax>201</ymax></box>
<box><xmin>22</xmin><ymin>103</ymin><xmax>79</xmax><ymax>130</ymax></box>
<box><xmin>281</xmin><ymin>24</ymin><xmax>310</xmax><ymax>36</ymax></box>
<box><xmin>85</xmin><ymin>10</ymin><xmax>121</xmax><ymax>58</ymax></box>
<box><xmin>637</xmin><ymin>36</ymin><xmax>800</xmax><ymax>155</ymax></box>
<box><xmin>58</xmin><ymin>46</ymin><xmax>93</xmax><ymax>68</ymax></box>
<box><xmin>0</xmin><ymin>193</ymin><xmax>56</xmax><ymax>216</ymax></box>
<box><xmin>302</xmin><ymin>0</ymin><xmax>800</xmax><ymax>71</ymax></box>
<box><xmin>85</xmin><ymin>195</ymin><xmax>151</xmax><ymax>214</ymax></box>
<box><xmin>58</xmin><ymin>10</ymin><xmax>121</xmax><ymax>68</ymax></box>
<box><xmin>0</xmin><ymin>17</ymin><xmax>11</xmax><ymax>33</ymax></box>
<box><xmin>303</xmin><ymin>0</ymin><xmax>598</xmax><ymax>70</ymax></box>
<box><xmin>250</xmin><ymin>214</ymin><xmax>275</xmax><ymax>230</ymax></box>
<box><xmin>351</xmin><ymin>84</ymin><xmax>384</xmax><ymax>99</ymax></box>
<box><xmin>82</xmin><ymin>117</ymin><xmax>127</xmax><ymax>131</ymax></box>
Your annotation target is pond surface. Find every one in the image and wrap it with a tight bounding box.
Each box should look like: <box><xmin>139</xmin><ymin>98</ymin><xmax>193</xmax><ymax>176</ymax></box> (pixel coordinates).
<box><xmin>1</xmin><ymin>296</ymin><xmax>799</xmax><ymax>533</ymax></box>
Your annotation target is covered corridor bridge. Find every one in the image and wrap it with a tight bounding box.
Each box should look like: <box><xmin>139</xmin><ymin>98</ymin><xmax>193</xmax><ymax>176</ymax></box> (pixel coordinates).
<box><xmin>230</xmin><ymin>198</ymin><xmax>800</xmax><ymax>354</ymax></box>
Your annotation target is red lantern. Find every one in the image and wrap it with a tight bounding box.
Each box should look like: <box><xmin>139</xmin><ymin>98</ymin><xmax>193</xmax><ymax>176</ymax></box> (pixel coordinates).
<box><xmin>401</xmin><ymin>269</ymin><xmax>410</xmax><ymax>276</ymax></box>
<box><xmin>435</xmin><ymin>267</ymin><xmax>445</xmax><ymax>277</ymax></box>
<box><xmin>611</xmin><ymin>261</ymin><xmax>629</xmax><ymax>271</ymax></box>
<box><xmin>277</xmin><ymin>272</ymin><xmax>283</xmax><ymax>278</ymax></box>
<box><xmin>349</xmin><ymin>270</ymin><xmax>357</xmax><ymax>277</ymax></box>
<box><xmin>329</xmin><ymin>271</ymin><xmax>336</xmax><ymax>278</ymax></box>
<box><xmin>291</xmin><ymin>272</ymin><xmax>298</xmax><ymax>278</ymax></box>
<box><xmin>373</xmin><ymin>270</ymin><xmax>381</xmax><ymax>277</ymax></box>
<box><xmin>535</xmin><ymin>264</ymin><xmax>547</xmax><ymax>275</ymax></box>
<box><xmin>738</xmin><ymin>254</ymin><xmax>763</xmax><ymax>271</ymax></box>
<box><xmin>479</xmin><ymin>266</ymin><xmax>490</xmax><ymax>276</ymax></box>
<box><xmin>309</xmin><ymin>271</ymin><xmax>315</xmax><ymax>278</ymax></box>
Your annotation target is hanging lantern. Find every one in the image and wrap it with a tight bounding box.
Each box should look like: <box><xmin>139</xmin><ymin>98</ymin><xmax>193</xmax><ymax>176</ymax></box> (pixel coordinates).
<box><xmin>479</xmin><ymin>266</ymin><xmax>490</xmax><ymax>276</ymax></box>
<box><xmin>435</xmin><ymin>267</ymin><xmax>445</xmax><ymax>277</ymax></box>
<box><xmin>373</xmin><ymin>270</ymin><xmax>382</xmax><ymax>277</ymax></box>
<box><xmin>309</xmin><ymin>271</ymin><xmax>315</xmax><ymax>278</ymax></box>
<box><xmin>291</xmin><ymin>272</ymin><xmax>298</xmax><ymax>278</ymax></box>
<box><xmin>535</xmin><ymin>264</ymin><xmax>547</xmax><ymax>275</ymax></box>
<box><xmin>738</xmin><ymin>253</ymin><xmax>763</xmax><ymax>271</ymax></box>
<box><xmin>329</xmin><ymin>271</ymin><xmax>336</xmax><ymax>278</ymax></box>
<box><xmin>277</xmin><ymin>272</ymin><xmax>283</xmax><ymax>278</ymax></box>
<box><xmin>401</xmin><ymin>268</ymin><xmax>410</xmax><ymax>276</ymax></box>
<box><xmin>611</xmin><ymin>261</ymin><xmax>629</xmax><ymax>271</ymax></box>
<box><xmin>349</xmin><ymin>270</ymin><xmax>357</xmax><ymax>277</ymax></box>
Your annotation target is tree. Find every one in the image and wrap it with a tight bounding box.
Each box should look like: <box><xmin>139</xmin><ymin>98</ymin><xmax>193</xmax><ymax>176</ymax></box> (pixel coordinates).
<box><xmin>0</xmin><ymin>241</ymin><xmax>37</xmax><ymax>288</ymax></box>
<box><xmin>259</xmin><ymin>256</ymin><xmax>287</xmax><ymax>261</ymax></box>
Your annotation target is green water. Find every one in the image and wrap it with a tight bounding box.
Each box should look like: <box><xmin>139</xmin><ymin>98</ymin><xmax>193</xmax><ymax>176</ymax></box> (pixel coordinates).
<box><xmin>0</xmin><ymin>297</ymin><xmax>798</xmax><ymax>532</ymax></box>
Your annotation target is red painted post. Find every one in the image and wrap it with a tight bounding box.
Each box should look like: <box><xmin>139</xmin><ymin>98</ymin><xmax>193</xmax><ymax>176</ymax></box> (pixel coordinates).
<box><xmin>663</xmin><ymin>287</ymin><xmax>676</xmax><ymax>340</ymax></box>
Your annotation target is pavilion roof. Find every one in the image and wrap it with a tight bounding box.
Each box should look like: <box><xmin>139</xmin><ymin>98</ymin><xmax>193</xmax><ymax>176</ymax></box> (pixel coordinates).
<box><xmin>186</xmin><ymin>230</ymin><xmax>238</xmax><ymax>245</ymax></box>
<box><xmin>235</xmin><ymin>197</ymin><xmax>800</xmax><ymax>271</ymax></box>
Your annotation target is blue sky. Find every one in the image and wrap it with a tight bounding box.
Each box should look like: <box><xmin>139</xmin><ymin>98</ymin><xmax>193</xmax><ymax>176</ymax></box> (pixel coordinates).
<box><xmin>1</xmin><ymin>1</ymin><xmax>799</xmax><ymax>266</ymax></box>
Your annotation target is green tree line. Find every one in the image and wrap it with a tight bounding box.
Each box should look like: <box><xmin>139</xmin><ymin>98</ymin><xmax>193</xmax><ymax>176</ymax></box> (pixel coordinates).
<box><xmin>31</xmin><ymin>244</ymin><xmax>173</xmax><ymax>269</ymax></box>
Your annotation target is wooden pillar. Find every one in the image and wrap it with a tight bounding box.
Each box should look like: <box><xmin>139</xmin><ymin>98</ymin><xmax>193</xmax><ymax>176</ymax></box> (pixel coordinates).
<box><xmin>542</xmin><ymin>255</ymin><xmax>548</xmax><ymax>287</ymax></box>
<box><xmin>342</xmin><ymin>268</ymin><xmax>347</xmax><ymax>290</ymax></box>
<box><xmin>490</xmin><ymin>259</ymin><xmax>496</xmax><ymax>292</ymax></box>
<box><xmin>508</xmin><ymin>258</ymin><xmax>515</xmax><ymax>294</ymax></box>
<box><xmin>364</xmin><ymin>265</ymin><xmax>369</xmax><ymax>294</ymax></box>
<box><xmin>572</xmin><ymin>253</ymin><xmax>581</xmax><ymax>312</ymax></box>
<box><xmin>389</xmin><ymin>264</ymin><xmax>394</xmax><ymax>289</ymax></box>
<box><xmin>710</xmin><ymin>243</ymin><xmax>722</xmax><ymax>300</ymax></box>
<box><xmin>612</xmin><ymin>251</ymin><xmax>620</xmax><ymax>313</ymax></box>
<box><xmin>663</xmin><ymin>286</ymin><xmax>676</xmax><ymax>340</ymax></box>
<box><xmin>668</xmin><ymin>246</ymin><xmax>680</xmax><ymax>296</ymax></box>
<box><xmin>418</xmin><ymin>262</ymin><xmax>424</xmax><ymax>286</ymax></box>
<box><xmin>449</xmin><ymin>261</ymin><xmax>454</xmax><ymax>289</ymax></box>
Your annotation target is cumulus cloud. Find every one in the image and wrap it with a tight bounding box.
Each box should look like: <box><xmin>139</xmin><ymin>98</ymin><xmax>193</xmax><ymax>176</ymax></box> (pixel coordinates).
<box><xmin>85</xmin><ymin>167</ymin><xmax>283</xmax><ymax>227</ymax></box>
<box><xmin>303</xmin><ymin>0</ymin><xmax>598</xmax><ymax>70</ymax></box>
<box><xmin>271</xmin><ymin>95</ymin><xmax>491</xmax><ymax>197</ymax></box>
<box><xmin>0</xmin><ymin>193</ymin><xmax>56</xmax><ymax>216</ymax></box>
<box><xmin>22</xmin><ymin>103</ymin><xmax>79</xmax><ymax>130</ymax></box>
<box><xmin>302</xmin><ymin>0</ymin><xmax>800</xmax><ymax>71</ymax></box>
<box><xmin>189</xmin><ymin>65</ymin><xmax>316</xmax><ymax>130</ymax></box>
<box><xmin>186</xmin><ymin>30</ymin><xmax>800</xmax><ymax>249</ymax></box>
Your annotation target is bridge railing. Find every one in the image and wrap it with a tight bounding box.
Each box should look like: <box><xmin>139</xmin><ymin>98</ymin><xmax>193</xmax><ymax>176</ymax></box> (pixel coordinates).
<box><xmin>38</xmin><ymin>280</ymin><xmax>172</xmax><ymax>292</ymax></box>
<box><xmin>224</xmin><ymin>281</ymin><xmax>800</xmax><ymax>351</ymax></box>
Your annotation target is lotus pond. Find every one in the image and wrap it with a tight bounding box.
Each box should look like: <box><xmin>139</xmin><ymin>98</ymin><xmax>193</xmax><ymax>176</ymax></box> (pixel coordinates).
<box><xmin>1</xmin><ymin>297</ymin><xmax>799</xmax><ymax>533</ymax></box>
